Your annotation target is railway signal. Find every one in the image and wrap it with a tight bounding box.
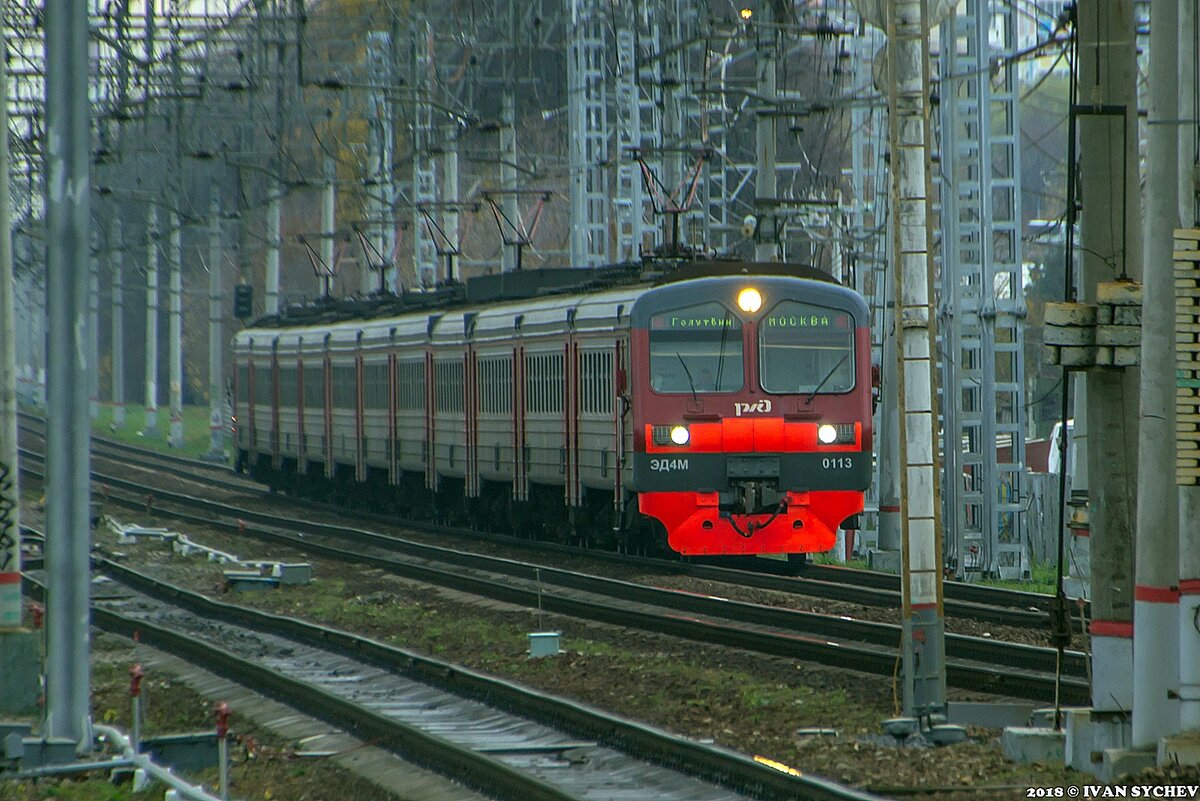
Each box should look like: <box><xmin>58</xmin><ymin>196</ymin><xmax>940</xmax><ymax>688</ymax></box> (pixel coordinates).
<box><xmin>233</xmin><ymin>284</ymin><xmax>253</xmax><ymax>320</ymax></box>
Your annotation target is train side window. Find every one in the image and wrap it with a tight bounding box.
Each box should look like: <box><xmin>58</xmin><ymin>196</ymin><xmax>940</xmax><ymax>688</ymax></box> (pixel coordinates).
<box><xmin>758</xmin><ymin>301</ymin><xmax>855</xmax><ymax>395</ymax></box>
<box><xmin>524</xmin><ymin>352</ymin><xmax>562</xmax><ymax>415</ymax></box>
<box><xmin>480</xmin><ymin>356</ymin><xmax>512</xmax><ymax>415</ymax></box>
<box><xmin>580</xmin><ymin>350</ymin><xmax>613</xmax><ymax>415</ymax></box>
<box><xmin>648</xmin><ymin>302</ymin><xmax>743</xmax><ymax>393</ymax></box>
<box><xmin>364</xmin><ymin>362</ymin><xmax>388</xmax><ymax>409</ymax></box>
<box><xmin>236</xmin><ymin>365</ymin><xmax>250</xmax><ymax>405</ymax></box>
<box><xmin>435</xmin><ymin>359</ymin><xmax>464</xmax><ymax>414</ymax></box>
<box><xmin>254</xmin><ymin>366</ymin><xmax>272</xmax><ymax>405</ymax></box>
<box><xmin>396</xmin><ymin>360</ymin><xmax>424</xmax><ymax>411</ymax></box>
<box><xmin>278</xmin><ymin>367</ymin><xmax>298</xmax><ymax>407</ymax></box>
<box><xmin>303</xmin><ymin>366</ymin><xmax>324</xmax><ymax>410</ymax></box>
<box><xmin>332</xmin><ymin>365</ymin><xmax>357</xmax><ymax>408</ymax></box>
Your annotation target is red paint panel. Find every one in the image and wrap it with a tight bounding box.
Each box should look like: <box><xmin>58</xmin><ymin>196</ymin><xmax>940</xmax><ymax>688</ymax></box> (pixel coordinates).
<box><xmin>1134</xmin><ymin>585</ymin><xmax>1181</xmax><ymax>603</ymax></box>
<box><xmin>1180</xmin><ymin>579</ymin><xmax>1200</xmax><ymax>595</ymax></box>
<box><xmin>1089</xmin><ymin>620</ymin><xmax>1133</xmax><ymax>638</ymax></box>
<box><xmin>638</xmin><ymin>489</ymin><xmax>863</xmax><ymax>556</ymax></box>
<box><xmin>722</xmin><ymin>418</ymin><xmax>754</xmax><ymax>451</ymax></box>
<box><xmin>753</xmin><ymin>417</ymin><xmax>784</xmax><ymax>451</ymax></box>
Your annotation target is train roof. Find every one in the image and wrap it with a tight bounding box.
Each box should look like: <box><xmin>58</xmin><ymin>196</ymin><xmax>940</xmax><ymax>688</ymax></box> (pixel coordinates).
<box><xmin>234</xmin><ymin>260</ymin><xmax>845</xmax><ymax>350</ymax></box>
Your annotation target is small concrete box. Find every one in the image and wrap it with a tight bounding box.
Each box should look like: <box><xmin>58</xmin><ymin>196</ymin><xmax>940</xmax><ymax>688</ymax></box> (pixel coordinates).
<box><xmin>273</xmin><ymin>562</ymin><xmax>312</xmax><ymax>585</ymax></box>
<box><xmin>528</xmin><ymin>631</ymin><xmax>561</xmax><ymax>658</ymax></box>
<box><xmin>143</xmin><ymin>732</ymin><xmax>219</xmax><ymax>773</ymax></box>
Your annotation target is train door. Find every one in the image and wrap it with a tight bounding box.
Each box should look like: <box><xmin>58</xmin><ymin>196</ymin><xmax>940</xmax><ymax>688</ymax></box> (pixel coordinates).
<box><xmin>271</xmin><ymin>338</ymin><xmax>281</xmax><ymax>469</ymax></box>
<box><xmin>388</xmin><ymin>329</ymin><xmax>399</xmax><ymax>487</ymax></box>
<box><xmin>614</xmin><ymin>336</ymin><xmax>628</xmax><ymax>522</ymax></box>
<box><xmin>245</xmin><ymin>341</ymin><xmax>257</xmax><ymax>456</ymax></box>
<box><xmin>424</xmin><ymin>316</ymin><xmax>438</xmax><ymax>491</ymax></box>
<box><xmin>564</xmin><ymin>330</ymin><xmax>581</xmax><ymax>509</ymax></box>
<box><xmin>465</xmin><ymin>313</ymin><xmax>480</xmax><ymax>499</ymax></box>
<box><xmin>323</xmin><ymin>335</ymin><xmax>334</xmax><ymax>480</ymax></box>
<box><xmin>296</xmin><ymin>344</ymin><xmax>307</xmax><ymax>476</ymax></box>
<box><xmin>514</xmin><ymin>331</ymin><xmax>528</xmax><ymax>502</ymax></box>
<box><xmin>354</xmin><ymin>332</ymin><xmax>365</xmax><ymax>483</ymax></box>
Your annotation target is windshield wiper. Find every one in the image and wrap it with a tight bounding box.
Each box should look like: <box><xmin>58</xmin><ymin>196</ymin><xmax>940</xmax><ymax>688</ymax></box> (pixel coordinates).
<box><xmin>676</xmin><ymin>352</ymin><xmax>699</xmax><ymax>404</ymax></box>
<box><xmin>715</xmin><ymin>309</ymin><xmax>732</xmax><ymax>391</ymax></box>
<box><xmin>805</xmin><ymin>353</ymin><xmax>849</xmax><ymax>404</ymax></box>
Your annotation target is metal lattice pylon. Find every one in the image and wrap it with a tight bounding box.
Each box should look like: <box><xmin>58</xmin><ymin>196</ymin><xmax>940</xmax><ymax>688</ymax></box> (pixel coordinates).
<box><xmin>937</xmin><ymin>0</ymin><xmax>1029</xmax><ymax>580</ymax></box>
<box><xmin>412</xmin><ymin>21</ymin><xmax>438</xmax><ymax>288</ymax></box>
<box><xmin>567</xmin><ymin>0</ymin><xmax>608</xmax><ymax>267</ymax></box>
<box><xmin>366</xmin><ymin>30</ymin><xmax>395</xmax><ymax>295</ymax></box>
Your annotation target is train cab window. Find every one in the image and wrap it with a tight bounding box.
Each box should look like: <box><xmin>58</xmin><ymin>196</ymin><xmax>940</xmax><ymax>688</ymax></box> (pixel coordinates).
<box><xmin>759</xmin><ymin>301</ymin><xmax>855</xmax><ymax>395</ymax></box>
<box><xmin>648</xmin><ymin>302</ymin><xmax>743</xmax><ymax>394</ymax></box>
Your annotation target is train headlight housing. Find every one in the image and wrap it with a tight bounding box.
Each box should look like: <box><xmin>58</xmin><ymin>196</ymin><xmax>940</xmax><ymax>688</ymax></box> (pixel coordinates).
<box><xmin>737</xmin><ymin>287</ymin><xmax>763</xmax><ymax>314</ymax></box>
<box><xmin>670</xmin><ymin>425</ymin><xmax>691</xmax><ymax>446</ymax></box>
<box><xmin>817</xmin><ymin>423</ymin><xmax>857</xmax><ymax>445</ymax></box>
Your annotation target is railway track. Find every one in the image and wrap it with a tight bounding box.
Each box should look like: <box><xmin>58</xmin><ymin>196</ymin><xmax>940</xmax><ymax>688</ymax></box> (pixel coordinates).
<box><xmin>19</xmin><ymin>440</ymin><xmax>1091</xmax><ymax>704</ymax></box>
<box><xmin>18</xmin><ymin>410</ymin><xmax>1068</xmax><ymax>629</ymax></box>
<box><xmin>21</xmin><ymin>551</ymin><xmax>885</xmax><ymax>801</ymax></box>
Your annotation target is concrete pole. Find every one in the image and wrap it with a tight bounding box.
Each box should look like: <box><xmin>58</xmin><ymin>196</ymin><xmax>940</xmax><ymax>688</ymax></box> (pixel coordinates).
<box><xmin>1179</xmin><ymin>0</ymin><xmax>1200</xmax><ymax>736</ymax></box>
<box><xmin>1133</xmin><ymin>0</ymin><xmax>1182</xmax><ymax>749</ymax></box>
<box><xmin>207</xmin><ymin>198</ymin><xmax>225</xmax><ymax>460</ymax></box>
<box><xmin>1181</xmin><ymin>0</ymin><xmax>1198</xmax><ymax>226</ymax></box>
<box><xmin>1079</xmin><ymin>0</ymin><xmax>1140</xmax><ymax>714</ymax></box>
<box><xmin>44</xmin><ymin>0</ymin><xmax>94</xmax><ymax>748</ymax></box>
<box><xmin>322</xmin><ymin>157</ymin><xmax>335</xmax><ymax>292</ymax></box>
<box><xmin>167</xmin><ymin>213</ymin><xmax>183</xmax><ymax>449</ymax></box>
<box><xmin>143</xmin><ymin>204</ymin><xmax>159</xmax><ymax>437</ymax></box>
<box><xmin>500</xmin><ymin>93</ymin><xmax>519</xmax><ymax>273</ymax></box>
<box><xmin>88</xmin><ymin>247</ymin><xmax>99</xmax><ymax>419</ymax></box>
<box><xmin>878</xmin><ymin>290</ymin><xmax>902</xmax><ymax>554</ymax></box>
<box><xmin>1182</xmin><ymin>488</ymin><xmax>1200</xmax><ymax>732</ymax></box>
<box><xmin>265</xmin><ymin>183</ymin><xmax>280</xmax><ymax>314</ymax></box>
<box><xmin>753</xmin><ymin>7</ymin><xmax>777</xmax><ymax>262</ymax></box>
<box><xmin>885</xmin><ymin>0</ymin><xmax>946</xmax><ymax>717</ymax></box>
<box><xmin>442</xmin><ymin>123</ymin><xmax>459</xmax><ymax>284</ymax></box>
<box><xmin>0</xmin><ymin>44</ymin><xmax>22</xmax><ymax>629</ymax></box>
<box><xmin>110</xmin><ymin>215</ymin><xmax>126</xmax><ymax>430</ymax></box>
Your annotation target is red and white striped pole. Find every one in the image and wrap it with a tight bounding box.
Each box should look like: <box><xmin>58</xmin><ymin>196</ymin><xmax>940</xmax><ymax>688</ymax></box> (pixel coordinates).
<box><xmin>1133</xmin><ymin>0</ymin><xmax>1182</xmax><ymax>749</ymax></box>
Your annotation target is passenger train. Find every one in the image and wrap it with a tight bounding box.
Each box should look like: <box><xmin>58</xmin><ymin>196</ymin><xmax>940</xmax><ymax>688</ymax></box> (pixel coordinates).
<box><xmin>232</xmin><ymin>261</ymin><xmax>873</xmax><ymax>556</ymax></box>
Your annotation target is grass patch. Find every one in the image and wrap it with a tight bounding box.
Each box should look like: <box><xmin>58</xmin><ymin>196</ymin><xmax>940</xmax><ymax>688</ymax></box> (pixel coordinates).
<box><xmin>810</xmin><ymin>552</ymin><xmax>870</xmax><ymax>570</ymax></box>
<box><xmin>92</xmin><ymin>404</ymin><xmax>222</xmax><ymax>461</ymax></box>
<box><xmin>980</xmin><ymin>560</ymin><xmax>1056</xmax><ymax>594</ymax></box>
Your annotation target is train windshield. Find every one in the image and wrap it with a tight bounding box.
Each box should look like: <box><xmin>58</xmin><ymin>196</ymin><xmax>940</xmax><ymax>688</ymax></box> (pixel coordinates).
<box><xmin>648</xmin><ymin>302</ymin><xmax>744</xmax><ymax>393</ymax></box>
<box><xmin>759</xmin><ymin>301</ymin><xmax>855</xmax><ymax>394</ymax></box>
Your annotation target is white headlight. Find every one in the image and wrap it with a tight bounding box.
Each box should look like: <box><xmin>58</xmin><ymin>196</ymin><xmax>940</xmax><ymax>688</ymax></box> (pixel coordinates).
<box><xmin>737</xmin><ymin>287</ymin><xmax>763</xmax><ymax>313</ymax></box>
<box><xmin>670</xmin><ymin>425</ymin><xmax>691</xmax><ymax>445</ymax></box>
<box><xmin>818</xmin><ymin>424</ymin><xmax>838</xmax><ymax>444</ymax></box>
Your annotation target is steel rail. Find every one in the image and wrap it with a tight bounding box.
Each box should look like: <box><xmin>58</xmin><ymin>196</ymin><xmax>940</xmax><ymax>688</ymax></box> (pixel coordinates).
<box><xmin>19</xmin><ymin>446</ymin><xmax>1090</xmax><ymax>704</ymax></box>
<box><xmin>26</xmin><ymin>561</ymin><xmax>892</xmax><ymax>801</ymax></box>
<box><xmin>18</xmin><ymin>417</ymin><xmax>1064</xmax><ymax>629</ymax></box>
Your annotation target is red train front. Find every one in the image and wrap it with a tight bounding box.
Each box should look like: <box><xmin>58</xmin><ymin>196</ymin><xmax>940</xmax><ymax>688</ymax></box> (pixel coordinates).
<box><xmin>628</xmin><ymin>275</ymin><xmax>873</xmax><ymax>556</ymax></box>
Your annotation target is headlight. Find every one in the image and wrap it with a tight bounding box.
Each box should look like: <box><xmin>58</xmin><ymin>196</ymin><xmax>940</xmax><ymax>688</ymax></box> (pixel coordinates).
<box><xmin>737</xmin><ymin>287</ymin><xmax>762</xmax><ymax>313</ymax></box>
<box><xmin>817</xmin><ymin>424</ymin><xmax>838</xmax><ymax>444</ymax></box>
<box><xmin>670</xmin><ymin>425</ymin><xmax>691</xmax><ymax>446</ymax></box>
